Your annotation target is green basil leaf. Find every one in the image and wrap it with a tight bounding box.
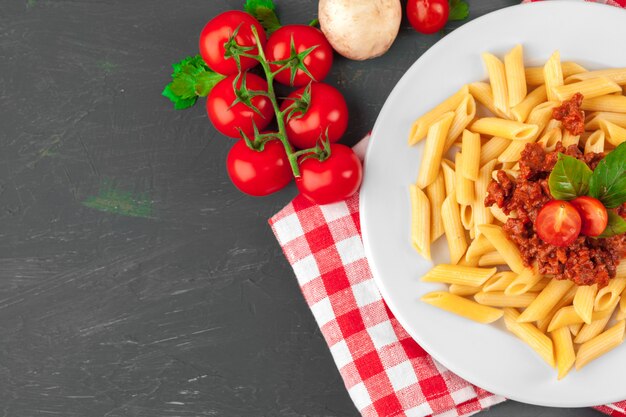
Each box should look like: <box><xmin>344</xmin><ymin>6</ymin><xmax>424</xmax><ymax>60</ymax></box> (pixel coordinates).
<box><xmin>449</xmin><ymin>0</ymin><xmax>470</xmax><ymax>21</ymax></box>
<box><xmin>598</xmin><ymin>210</ymin><xmax>626</xmax><ymax>238</ymax></box>
<box><xmin>589</xmin><ymin>142</ymin><xmax>626</xmax><ymax>208</ymax></box>
<box><xmin>245</xmin><ymin>0</ymin><xmax>281</xmax><ymax>34</ymax></box>
<box><xmin>548</xmin><ymin>153</ymin><xmax>593</xmax><ymax>200</ymax></box>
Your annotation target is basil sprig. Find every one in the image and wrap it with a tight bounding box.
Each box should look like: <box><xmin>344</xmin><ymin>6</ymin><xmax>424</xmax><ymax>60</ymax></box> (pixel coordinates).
<box><xmin>548</xmin><ymin>142</ymin><xmax>626</xmax><ymax>238</ymax></box>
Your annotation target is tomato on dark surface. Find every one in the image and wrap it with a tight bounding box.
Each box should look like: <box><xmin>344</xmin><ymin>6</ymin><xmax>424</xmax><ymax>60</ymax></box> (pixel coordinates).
<box><xmin>226</xmin><ymin>139</ymin><xmax>292</xmax><ymax>196</ymax></box>
<box><xmin>199</xmin><ymin>10</ymin><xmax>266</xmax><ymax>75</ymax></box>
<box><xmin>280</xmin><ymin>83</ymin><xmax>348</xmax><ymax>149</ymax></box>
<box><xmin>265</xmin><ymin>25</ymin><xmax>333</xmax><ymax>87</ymax></box>
<box><xmin>296</xmin><ymin>144</ymin><xmax>362</xmax><ymax>205</ymax></box>
<box><xmin>535</xmin><ymin>200</ymin><xmax>582</xmax><ymax>247</ymax></box>
<box><xmin>570</xmin><ymin>196</ymin><xmax>609</xmax><ymax>237</ymax></box>
<box><xmin>407</xmin><ymin>0</ymin><xmax>450</xmax><ymax>34</ymax></box>
<box><xmin>206</xmin><ymin>73</ymin><xmax>274</xmax><ymax>138</ymax></box>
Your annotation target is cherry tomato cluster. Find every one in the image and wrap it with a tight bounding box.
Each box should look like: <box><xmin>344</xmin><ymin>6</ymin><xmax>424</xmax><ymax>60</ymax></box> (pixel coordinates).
<box><xmin>535</xmin><ymin>196</ymin><xmax>609</xmax><ymax>247</ymax></box>
<box><xmin>198</xmin><ymin>10</ymin><xmax>362</xmax><ymax>204</ymax></box>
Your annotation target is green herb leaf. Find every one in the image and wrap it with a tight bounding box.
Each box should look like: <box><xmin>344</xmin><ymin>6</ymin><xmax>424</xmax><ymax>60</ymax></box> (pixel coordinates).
<box><xmin>589</xmin><ymin>142</ymin><xmax>626</xmax><ymax>208</ymax></box>
<box><xmin>548</xmin><ymin>153</ymin><xmax>593</xmax><ymax>200</ymax></box>
<box><xmin>449</xmin><ymin>0</ymin><xmax>470</xmax><ymax>21</ymax></box>
<box><xmin>245</xmin><ymin>0</ymin><xmax>281</xmax><ymax>34</ymax></box>
<box><xmin>598</xmin><ymin>210</ymin><xmax>626</xmax><ymax>238</ymax></box>
<box><xmin>163</xmin><ymin>55</ymin><xmax>225</xmax><ymax>110</ymax></box>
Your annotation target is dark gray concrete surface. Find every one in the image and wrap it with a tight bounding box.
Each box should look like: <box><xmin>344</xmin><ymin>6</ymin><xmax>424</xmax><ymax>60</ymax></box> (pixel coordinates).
<box><xmin>0</xmin><ymin>0</ymin><xmax>606</xmax><ymax>416</ymax></box>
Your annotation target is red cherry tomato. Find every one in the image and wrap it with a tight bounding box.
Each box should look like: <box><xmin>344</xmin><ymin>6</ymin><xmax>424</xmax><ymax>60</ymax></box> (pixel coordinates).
<box><xmin>296</xmin><ymin>144</ymin><xmax>362</xmax><ymax>205</ymax></box>
<box><xmin>535</xmin><ymin>200</ymin><xmax>582</xmax><ymax>247</ymax></box>
<box><xmin>226</xmin><ymin>139</ymin><xmax>292</xmax><ymax>196</ymax></box>
<box><xmin>407</xmin><ymin>0</ymin><xmax>450</xmax><ymax>34</ymax></box>
<box><xmin>570</xmin><ymin>196</ymin><xmax>609</xmax><ymax>237</ymax></box>
<box><xmin>199</xmin><ymin>11</ymin><xmax>266</xmax><ymax>75</ymax></box>
<box><xmin>206</xmin><ymin>73</ymin><xmax>274</xmax><ymax>138</ymax></box>
<box><xmin>280</xmin><ymin>83</ymin><xmax>349</xmax><ymax>149</ymax></box>
<box><xmin>265</xmin><ymin>25</ymin><xmax>334</xmax><ymax>87</ymax></box>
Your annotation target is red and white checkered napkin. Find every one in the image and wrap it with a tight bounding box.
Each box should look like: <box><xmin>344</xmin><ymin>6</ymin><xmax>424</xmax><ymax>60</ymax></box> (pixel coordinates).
<box><xmin>270</xmin><ymin>189</ymin><xmax>626</xmax><ymax>417</ymax></box>
<box><xmin>270</xmin><ymin>2</ymin><xmax>626</xmax><ymax>415</ymax></box>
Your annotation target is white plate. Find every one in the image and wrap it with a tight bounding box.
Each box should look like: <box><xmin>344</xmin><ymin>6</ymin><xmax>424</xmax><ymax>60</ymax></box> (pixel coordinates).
<box><xmin>360</xmin><ymin>1</ymin><xmax>626</xmax><ymax>408</ymax></box>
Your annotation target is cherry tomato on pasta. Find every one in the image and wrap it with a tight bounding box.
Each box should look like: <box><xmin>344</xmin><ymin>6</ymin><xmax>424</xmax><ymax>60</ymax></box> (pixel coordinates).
<box><xmin>535</xmin><ymin>200</ymin><xmax>582</xmax><ymax>247</ymax></box>
<box><xmin>570</xmin><ymin>196</ymin><xmax>609</xmax><ymax>237</ymax></box>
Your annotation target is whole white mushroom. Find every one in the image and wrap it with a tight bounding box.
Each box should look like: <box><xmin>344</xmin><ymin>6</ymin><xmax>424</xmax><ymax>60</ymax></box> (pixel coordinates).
<box><xmin>318</xmin><ymin>0</ymin><xmax>402</xmax><ymax>61</ymax></box>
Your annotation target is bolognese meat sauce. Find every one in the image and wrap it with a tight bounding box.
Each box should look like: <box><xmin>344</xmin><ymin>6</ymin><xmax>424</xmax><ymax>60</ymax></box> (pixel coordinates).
<box><xmin>485</xmin><ymin>142</ymin><xmax>626</xmax><ymax>287</ymax></box>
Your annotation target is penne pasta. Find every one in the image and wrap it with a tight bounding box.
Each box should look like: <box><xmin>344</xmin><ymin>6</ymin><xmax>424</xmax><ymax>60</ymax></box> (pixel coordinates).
<box><xmin>479</xmin><ymin>136</ymin><xmax>511</xmax><ymax>166</ymax></box>
<box><xmin>409</xmin><ymin>85</ymin><xmax>469</xmax><ymax>145</ymax></box>
<box><xmin>449</xmin><ymin>284</ymin><xmax>481</xmax><ymax>296</ymax></box>
<box><xmin>442</xmin><ymin>194</ymin><xmax>469</xmax><ymax>265</ymax></box>
<box><xmin>570</xmin><ymin>323</ymin><xmax>583</xmax><ymax>337</ymax></box>
<box><xmin>582</xmin><ymin>95</ymin><xmax>626</xmax><ymax>113</ymax></box>
<box><xmin>482</xmin><ymin>52</ymin><xmax>509</xmax><ymax>114</ymax></box>
<box><xmin>585</xmin><ymin>111</ymin><xmax>626</xmax><ymax>130</ymax></box>
<box><xmin>460</xmin><ymin>204</ymin><xmax>474</xmax><ymax>231</ymax></box>
<box><xmin>548</xmin><ymin>306</ymin><xmax>582</xmax><ymax>333</ymax></box>
<box><xmin>553</xmin><ymin>77</ymin><xmax>621</xmax><ymax>101</ymax></box>
<box><xmin>505</xmin><ymin>266</ymin><xmax>542</xmax><ymax>296</ymax></box>
<box><xmin>511</xmin><ymin>85</ymin><xmax>547</xmax><ymax>122</ymax></box>
<box><xmin>504</xmin><ymin>308</ymin><xmax>555</xmax><ymax>367</ymax></box>
<box><xmin>498</xmin><ymin>101</ymin><xmax>556</xmax><ymax>162</ymax></box>
<box><xmin>417</xmin><ymin>112</ymin><xmax>455</xmax><ymax>188</ymax></box>
<box><xmin>551</xmin><ymin>326</ymin><xmax>575</xmax><ymax>379</ymax></box>
<box><xmin>536</xmin><ymin>285</ymin><xmax>577</xmax><ymax>333</ymax></box>
<box><xmin>567</xmin><ymin>67</ymin><xmax>626</xmax><ymax>85</ymax></box>
<box><xmin>525</xmin><ymin>61</ymin><xmax>587</xmax><ymax>86</ymax></box>
<box><xmin>574</xmin><ymin>284</ymin><xmax>597</xmax><ymax>325</ymax></box>
<box><xmin>445</xmin><ymin>96</ymin><xmax>477</xmax><ymax>150</ymax></box>
<box><xmin>517</xmin><ymin>279</ymin><xmax>575</xmax><ymax>323</ymax></box>
<box><xmin>561</xmin><ymin>130</ymin><xmax>580</xmax><ymax>148</ymax></box>
<box><xmin>468</xmin><ymin>82</ymin><xmax>511</xmax><ymax>119</ymax></box>
<box><xmin>465</xmin><ymin>233</ymin><xmax>496</xmax><ymax>263</ymax></box>
<box><xmin>575</xmin><ymin>321</ymin><xmax>625</xmax><ymax>370</ymax></box>
<box><xmin>536</xmin><ymin>128</ymin><xmax>563</xmax><ymax>152</ymax></box>
<box><xmin>595</xmin><ymin>277</ymin><xmax>626</xmax><ymax>312</ymax></box>
<box><xmin>583</xmin><ymin>130</ymin><xmax>605</xmax><ymax>154</ymax></box>
<box><xmin>441</xmin><ymin>159</ymin><xmax>456</xmax><ymax>196</ymax></box>
<box><xmin>478</xmin><ymin>251</ymin><xmax>507</xmax><ymax>267</ymax></box>
<box><xmin>421</xmin><ymin>264</ymin><xmax>496</xmax><ymax>287</ymax></box>
<box><xmin>482</xmin><ymin>271</ymin><xmax>517</xmax><ymax>292</ymax></box>
<box><xmin>599</xmin><ymin>119</ymin><xmax>626</xmax><ymax>146</ymax></box>
<box><xmin>543</xmin><ymin>51</ymin><xmax>564</xmax><ymax>102</ymax></box>
<box><xmin>475</xmin><ymin>291</ymin><xmax>538</xmax><ymax>308</ymax></box>
<box><xmin>505</xmin><ymin>45</ymin><xmax>527</xmax><ymax>107</ymax></box>
<box><xmin>575</xmin><ymin>298</ymin><xmax>620</xmax><ymax>344</ymax></box>
<box><xmin>489</xmin><ymin>204</ymin><xmax>510</xmax><ymax>224</ymax></box>
<box><xmin>530</xmin><ymin>277</ymin><xmax>551</xmax><ymax>293</ymax></box>
<box><xmin>478</xmin><ymin>224</ymin><xmax>525</xmax><ymax>274</ymax></box>
<box><xmin>422</xmin><ymin>292</ymin><xmax>503</xmax><ymax>324</ymax></box>
<box><xmin>473</xmin><ymin>160</ymin><xmax>497</xmax><ymax>237</ymax></box>
<box><xmin>409</xmin><ymin>185</ymin><xmax>431</xmax><ymax>260</ymax></box>
<box><xmin>425</xmin><ymin>172</ymin><xmax>446</xmax><ymax>243</ymax></box>
<box><xmin>470</xmin><ymin>118</ymin><xmax>538</xmax><ymax>141</ymax></box>
<box><xmin>454</xmin><ymin>153</ymin><xmax>475</xmax><ymax>206</ymax></box>
<box><xmin>461</xmin><ymin>130</ymin><xmax>481</xmax><ymax>181</ymax></box>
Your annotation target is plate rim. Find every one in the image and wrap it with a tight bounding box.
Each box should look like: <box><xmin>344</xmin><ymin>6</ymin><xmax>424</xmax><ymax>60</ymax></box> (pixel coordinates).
<box><xmin>360</xmin><ymin>0</ymin><xmax>626</xmax><ymax>408</ymax></box>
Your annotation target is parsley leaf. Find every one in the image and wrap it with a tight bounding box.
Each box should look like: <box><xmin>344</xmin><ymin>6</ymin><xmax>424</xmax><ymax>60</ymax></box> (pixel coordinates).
<box><xmin>449</xmin><ymin>0</ymin><xmax>470</xmax><ymax>21</ymax></box>
<box><xmin>162</xmin><ymin>55</ymin><xmax>225</xmax><ymax>110</ymax></box>
<box><xmin>598</xmin><ymin>210</ymin><xmax>626</xmax><ymax>238</ymax></box>
<box><xmin>589</xmin><ymin>142</ymin><xmax>626</xmax><ymax>208</ymax></box>
<box><xmin>548</xmin><ymin>154</ymin><xmax>593</xmax><ymax>200</ymax></box>
<box><xmin>245</xmin><ymin>0</ymin><xmax>281</xmax><ymax>34</ymax></box>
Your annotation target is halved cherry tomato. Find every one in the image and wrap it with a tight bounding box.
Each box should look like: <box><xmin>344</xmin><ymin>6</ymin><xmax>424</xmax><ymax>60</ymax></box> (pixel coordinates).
<box><xmin>535</xmin><ymin>200</ymin><xmax>582</xmax><ymax>247</ymax></box>
<box><xmin>265</xmin><ymin>25</ymin><xmax>334</xmax><ymax>87</ymax></box>
<box><xmin>206</xmin><ymin>73</ymin><xmax>274</xmax><ymax>138</ymax></box>
<box><xmin>570</xmin><ymin>196</ymin><xmax>609</xmax><ymax>237</ymax></box>
<box><xmin>280</xmin><ymin>83</ymin><xmax>348</xmax><ymax>149</ymax></box>
<box><xmin>199</xmin><ymin>11</ymin><xmax>266</xmax><ymax>75</ymax></box>
<box><xmin>407</xmin><ymin>0</ymin><xmax>450</xmax><ymax>34</ymax></box>
<box><xmin>226</xmin><ymin>139</ymin><xmax>292</xmax><ymax>196</ymax></box>
<box><xmin>296</xmin><ymin>144</ymin><xmax>362</xmax><ymax>205</ymax></box>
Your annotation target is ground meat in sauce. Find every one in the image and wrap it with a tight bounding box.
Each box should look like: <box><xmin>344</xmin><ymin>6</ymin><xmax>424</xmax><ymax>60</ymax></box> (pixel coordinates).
<box><xmin>484</xmin><ymin>142</ymin><xmax>626</xmax><ymax>287</ymax></box>
<box><xmin>552</xmin><ymin>92</ymin><xmax>585</xmax><ymax>135</ymax></box>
